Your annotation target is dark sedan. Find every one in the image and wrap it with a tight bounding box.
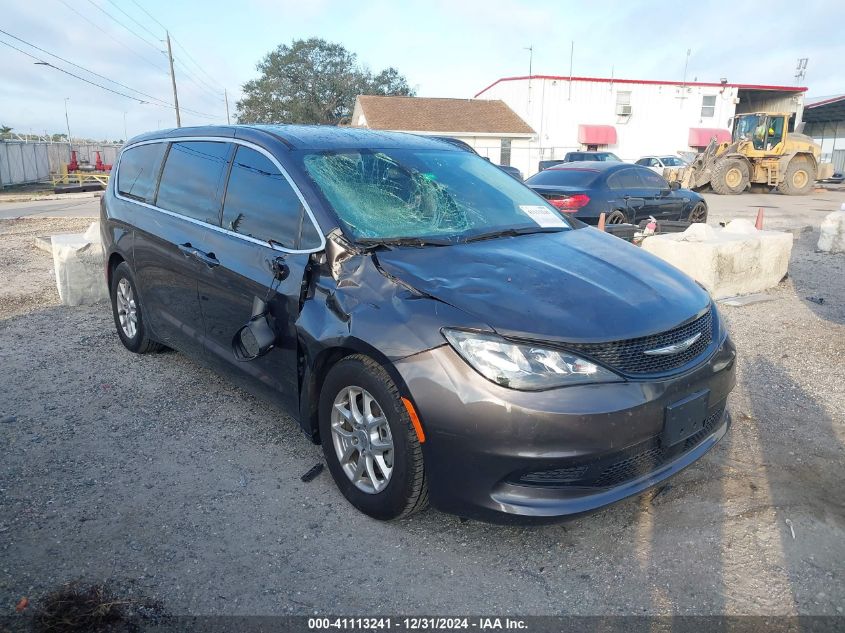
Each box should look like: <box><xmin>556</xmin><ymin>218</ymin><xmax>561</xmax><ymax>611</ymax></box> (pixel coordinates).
<box><xmin>526</xmin><ymin>161</ymin><xmax>708</xmax><ymax>225</ymax></box>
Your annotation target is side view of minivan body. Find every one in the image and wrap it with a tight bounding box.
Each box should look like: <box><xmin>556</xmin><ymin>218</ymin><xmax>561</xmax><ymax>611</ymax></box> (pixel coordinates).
<box><xmin>102</xmin><ymin>125</ymin><xmax>736</xmax><ymax>523</ymax></box>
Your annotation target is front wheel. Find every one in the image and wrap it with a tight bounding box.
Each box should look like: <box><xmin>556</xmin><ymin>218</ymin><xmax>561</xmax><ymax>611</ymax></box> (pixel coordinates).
<box><xmin>688</xmin><ymin>202</ymin><xmax>708</xmax><ymax>223</ymax></box>
<box><xmin>711</xmin><ymin>158</ymin><xmax>749</xmax><ymax>195</ymax></box>
<box><xmin>319</xmin><ymin>355</ymin><xmax>428</xmax><ymax>520</ymax></box>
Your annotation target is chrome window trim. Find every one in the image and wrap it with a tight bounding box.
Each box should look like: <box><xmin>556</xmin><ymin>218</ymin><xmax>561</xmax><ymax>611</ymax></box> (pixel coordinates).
<box><xmin>113</xmin><ymin>136</ymin><xmax>326</xmax><ymax>254</ymax></box>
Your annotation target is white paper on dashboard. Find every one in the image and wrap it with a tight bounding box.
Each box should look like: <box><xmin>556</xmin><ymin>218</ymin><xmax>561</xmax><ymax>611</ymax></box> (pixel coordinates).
<box><xmin>519</xmin><ymin>205</ymin><xmax>567</xmax><ymax>228</ymax></box>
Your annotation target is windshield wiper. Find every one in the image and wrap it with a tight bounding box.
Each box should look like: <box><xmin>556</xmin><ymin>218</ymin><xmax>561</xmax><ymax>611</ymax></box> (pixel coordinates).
<box><xmin>356</xmin><ymin>236</ymin><xmax>454</xmax><ymax>248</ymax></box>
<box><xmin>460</xmin><ymin>226</ymin><xmax>567</xmax><ymax>243</ymax></box>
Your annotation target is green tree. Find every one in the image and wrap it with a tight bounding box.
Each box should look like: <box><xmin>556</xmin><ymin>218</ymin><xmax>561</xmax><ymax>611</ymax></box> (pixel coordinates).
<box><xmin>236</xmin><ymin>38</ymin><xmax>415</xmax><ymax>125</ymax></box>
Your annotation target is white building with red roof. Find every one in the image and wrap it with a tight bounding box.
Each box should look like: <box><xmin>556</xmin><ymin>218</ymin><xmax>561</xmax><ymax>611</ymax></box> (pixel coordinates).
<box><xmin>475</xmin><ymin>75</ymin><xmax>806</xmax><ymax>176</ymax></box>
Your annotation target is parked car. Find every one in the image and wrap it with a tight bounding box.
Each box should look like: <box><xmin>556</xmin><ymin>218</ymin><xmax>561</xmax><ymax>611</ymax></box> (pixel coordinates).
<box><xmin>635</xmin><ymin>155</ymin><xmax>690</xmax><ymax>174</ymax></box>
<box><xmin>538</xmin><ymin>152</ymin><xmax>621</xmax><ymax>172</ymax></box>
<box><xmin>103</xmin><ymin>125</ymin><xmax>735</xmax><ymax>523</ymax></box>
<box><xmin>525</xmin><ymin>161</ymin><xmax>709</xmax><ymax>225</ymax></box>
<box><xmin>429</xmin><ymin>135</ymin><xmax>522</xmax><ymax>180</ymax></box>
<box><xmin>562</xmin><ymin>150</ymin><xmax>622</xmax><ymax>163</ymax></box>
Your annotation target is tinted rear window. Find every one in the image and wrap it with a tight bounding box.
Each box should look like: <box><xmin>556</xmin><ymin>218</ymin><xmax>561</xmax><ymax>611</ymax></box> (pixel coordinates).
<box><xmin>222</xmin><ymin>146</ymin><xmax>308</xmax><ymax>249</ymax></box>
<box><xmin>117</xmin><ymin>143</ymin><xmax>166</xmax><ymax>203</ymax></box>
<box><xmin>526</xmin><ymin>169</ymin><xmax>599</xmax><ymax>187</ymax></box>
<box><xmin>157</xmin><ymin>141</ymin><xmax>231</xmax><ymax>225</ymax></box>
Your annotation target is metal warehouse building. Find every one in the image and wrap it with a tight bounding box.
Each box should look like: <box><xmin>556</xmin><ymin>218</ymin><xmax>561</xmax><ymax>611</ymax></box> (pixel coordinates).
<box><xmin>804</xmin><ymin>95</ymin><xmax>845</xmax><ymax>174</ymax></box>
<box><xmin>475</xmin><ymin>75</ymin><xmax>807</xmax><ymax>177</ymax></box>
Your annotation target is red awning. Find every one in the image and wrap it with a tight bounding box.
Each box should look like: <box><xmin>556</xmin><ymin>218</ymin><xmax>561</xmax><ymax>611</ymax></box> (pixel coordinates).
<box><xmin>578</xmin><ymin>124</ymin><xmax>617</xmax><ymax>145</ymax></box>
<box><xmin>688</xmin><ymin>128</ymin><xmax>731</xmax><ymax>147</ymax></box>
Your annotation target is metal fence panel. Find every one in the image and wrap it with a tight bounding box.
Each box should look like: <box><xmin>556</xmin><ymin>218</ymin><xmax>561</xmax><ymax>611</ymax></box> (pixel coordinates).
<box><xmin>1</xmin><ymin>141</ymin><xmax>121</xmax><ymax>186</ymax></box>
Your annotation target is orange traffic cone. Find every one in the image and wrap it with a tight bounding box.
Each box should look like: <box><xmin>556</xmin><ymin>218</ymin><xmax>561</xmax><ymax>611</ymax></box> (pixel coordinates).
<box><xmin>755</xmin><ymin>208</ymin><xmax>764</xmax><ymax>230</ymax></box>
<box><xmin>598</xmin><ymin>212</ymin><xmax>606</xmax><ymax>232</ymax></box>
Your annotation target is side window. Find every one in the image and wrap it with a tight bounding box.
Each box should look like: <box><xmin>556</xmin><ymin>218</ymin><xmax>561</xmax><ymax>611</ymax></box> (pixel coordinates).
<box><xmin>156</xmin><ymin>141</ymin><xmax>232</xmax><ymax>225</ymax></box>
<box><xmin>638</xmin><ymin>167</ymin><xmax>668</xmax><ymax>189</ymax></box>
<box><xmin>701</xmin><ymin>95</ymin><xmax>717</xmax><ymax>118</ymax></box>
<box><xmin>117</xmin><ymin>143</ymin><xmax>166</xmax><ymax>203</ymax></box>
<box><xmin>222</xmin><ymin>146</ymin><xmax>308</xmax><ymax>249</ymax></box>
<box><xmin>607</xmin><ymin>168</ymin><xmax>643</xmax><ymax>189</ymax></box>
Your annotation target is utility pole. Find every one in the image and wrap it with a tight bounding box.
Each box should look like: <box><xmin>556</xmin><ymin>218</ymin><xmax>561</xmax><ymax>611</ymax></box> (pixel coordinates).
<box><xmin>524</xmin><ymin>45</ymin><xmax>533</xmax><ymax>113</ymax></box>
<box><xmin>224</xmin><ymin>88</ymin><xmax>231</xmax><ymax>124</ymax></box>
<box><xmin>166</xmin><ymin>32</ymin><xmax>181</xmax><ymax>127</ymax></box>
<box><xmin>64</xmin><ymin>97</ymin><xmax>72</xmax><ymax>150</ymax></box>
<box><xmin>123</xmin><ymin>111</ymin><xmax>128</xmax><ymax>141</ymax></box>
<box><xmin>568</xmin><ymin>41</ymin><xmax>574</xmax><ymax>100</ymax></box>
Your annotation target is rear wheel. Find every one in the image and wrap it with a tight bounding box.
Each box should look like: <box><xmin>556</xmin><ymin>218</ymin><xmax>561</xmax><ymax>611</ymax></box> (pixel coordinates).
<box><xmin>319</xmin><ymin>354</ymin><xmax>428</xmax><ymax>520</ymax></box>
<box><xmin>711</xmin><ymin>158</ymin><xmax>749</xmax><ymax>195</ymax></box>
<box><xmin>110</xmin><ymin>262</ymin><xmax>163</xmax><ymax>354</ymax></box>
<box><xmin>778</xmin><ymin>157</ymin><xmax>816</xmax><ymax>195</ymax></box>
<box><xmin>605</xmin><ymin>210</ymin><xmax>627</xmax><ymax>224</ymax></box>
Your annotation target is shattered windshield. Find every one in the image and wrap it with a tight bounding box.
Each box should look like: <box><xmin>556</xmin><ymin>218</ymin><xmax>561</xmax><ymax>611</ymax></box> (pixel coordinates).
<box><xmin>302</xmin><ymin>149</ymin><xmax>570</xmax><ymax>242</ymax></box>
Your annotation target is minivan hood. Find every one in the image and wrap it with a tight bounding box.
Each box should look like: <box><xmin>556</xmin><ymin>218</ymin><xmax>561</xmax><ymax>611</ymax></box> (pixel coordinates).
<box><xmin>374</xmin><ymin>228</ymin><xmax>711</xmax><ymax>344</ymax></box>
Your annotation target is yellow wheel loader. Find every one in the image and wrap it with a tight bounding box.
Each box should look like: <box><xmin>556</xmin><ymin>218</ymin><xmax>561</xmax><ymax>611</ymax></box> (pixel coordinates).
<box><xmin>664</xmin><ymin>112</ymin><xmax>834</xmax><ymax>195</ymax></box>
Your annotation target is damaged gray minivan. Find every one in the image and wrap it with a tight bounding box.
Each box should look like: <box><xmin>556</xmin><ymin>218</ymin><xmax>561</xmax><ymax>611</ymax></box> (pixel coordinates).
<box><xmin>102</xmin><ymin>125</ymin><xmax>736</xmax><ymax>523</ymax></box>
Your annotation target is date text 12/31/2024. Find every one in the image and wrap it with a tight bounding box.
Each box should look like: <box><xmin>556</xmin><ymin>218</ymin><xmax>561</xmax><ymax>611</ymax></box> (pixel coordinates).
<box><xmin>308</xmin><ymin>617</ymin><xmax>528</xmax><ymax>630</ymax></box>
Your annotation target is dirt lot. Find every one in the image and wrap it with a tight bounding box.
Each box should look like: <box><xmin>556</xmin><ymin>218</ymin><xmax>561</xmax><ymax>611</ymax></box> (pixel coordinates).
<box><xmin>1</xmin><ymin>193</ymin><xmax>844</xmax><ymax>619</ymax></box>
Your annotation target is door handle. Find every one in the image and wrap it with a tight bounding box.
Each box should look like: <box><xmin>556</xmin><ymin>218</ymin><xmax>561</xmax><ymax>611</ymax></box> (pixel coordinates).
<box><xmin>179</xmin><ymin>242</ymin><xmax>219</xmax><ymax>268</ymax></box>
<box><xmin>198</xmin><ymin>251</ymin><xmax>220</xmax><ymax>268</ymax></box>
<box><xmin>178</xmin><ymin>242</ymin><xmax>197</xmax><ymax>257</ymax></box>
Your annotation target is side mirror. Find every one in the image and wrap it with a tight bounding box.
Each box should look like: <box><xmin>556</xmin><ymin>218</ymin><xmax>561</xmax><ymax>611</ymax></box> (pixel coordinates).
<box><xmin>232</xmin><ymin>297</ymin><xmax>276</xmax><ymax>361</ymax></box>
<box><xmin>669</xmin><ymin>181</ymin><xmax>681</xmax><ymax>191</ymax></box>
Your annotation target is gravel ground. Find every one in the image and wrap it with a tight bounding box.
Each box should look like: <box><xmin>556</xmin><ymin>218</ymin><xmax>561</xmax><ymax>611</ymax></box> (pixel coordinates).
<box><xmin>1</xmin><ymin>209</ymin><xmax>844</xmax><ymax>618</ymax></box>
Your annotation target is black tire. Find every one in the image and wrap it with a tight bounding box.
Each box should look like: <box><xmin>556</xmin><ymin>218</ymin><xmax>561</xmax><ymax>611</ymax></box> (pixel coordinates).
<box><xmin>606</xmin><ymin>210</ymin><xmax>627</xmax><ymax>224</ymax></box>
<box><xmin>710</xmin><ymin>158</ymin><xmax>749</xmax><ymax>195</ymax></box>
<box><xmin>777</xmin><ymin>157</ymin><xmax>816</xmax><ymax>195</ymax></box>
<box><xmin>319</xmin><ymin>354</ymin><xmax>428</xmax><ymax>520</ymax></box>
<box><xmin>110</xmin><ymin>261</ymin><xmax>163</xmax><ymax>354</ymax></box>
<box><xmin>688</xmin><ymin>201</ymin><xmax>708</xmax><ymax>223</ymax></box>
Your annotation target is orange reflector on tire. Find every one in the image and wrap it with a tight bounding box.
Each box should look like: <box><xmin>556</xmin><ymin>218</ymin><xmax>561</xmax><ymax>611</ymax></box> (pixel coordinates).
<box><xmin>401</xmin><ymin>397</ymin><xmax>426</xmax><ymax>444</ymax></box>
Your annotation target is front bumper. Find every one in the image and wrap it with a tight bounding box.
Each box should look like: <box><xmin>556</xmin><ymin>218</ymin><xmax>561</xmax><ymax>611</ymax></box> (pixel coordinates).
<box><xmin>393</xmin><ymin>334</ymin><xmax>736</xmax><ymax>524</ymax></box>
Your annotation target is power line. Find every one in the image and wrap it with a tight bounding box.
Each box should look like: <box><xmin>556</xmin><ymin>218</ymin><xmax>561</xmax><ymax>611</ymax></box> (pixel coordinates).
<box><xmin>124</xmin><ymin>0</ymin><xmax>226</xmax><ymax>95</ymax></box>
<box><xmin>85</xmin><ymin>0</ymin><xmax>166</xmax><ymax>59</ymax></box>
<box><xmin>0</xmin><ymin>28</ymin><xmax>171</xmax><ymax>108</ymax></box>
<box><xmin>84</xmin><ymin>0</ymin><xmax>223</xmax><ymax>103</ymax></box>
<box><xmin>58</xmin><ymin>0</ymin><xmax>168</xmax><ymax>76</ymax></box>
<box><xmin>104</xmin><ymin>0</ymin><xmax>161</xmax><ymax>41</ymax></box>
<box><xmin>173</xmin><ymin>58</ymin><xmax>225</xmax><ymax>101</ymax></box>
<box><xmin>171</xmin><ymin>35</ymin><xmax>224</xmax><ymax>91</ymax></box>
<box><xmin>0</xmin><ymin>38</ymin><xmax>151</xmax><ymax>103</ymax></box>
<box><xmin>128</xmin><ymin>0</ymin><xmax>167</xmax><ymax>32</ymax></box>
<box><xmin>0</xmin><ymin>36</ymin><xmax>219</xmax><ymax>120</ymax></box>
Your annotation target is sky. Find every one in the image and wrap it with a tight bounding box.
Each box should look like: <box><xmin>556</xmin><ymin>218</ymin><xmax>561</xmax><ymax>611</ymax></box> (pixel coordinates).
<box><xmin>1</xmin><ymin>0</ymin><xmax>843</xmax><ymax>141</ymax></box>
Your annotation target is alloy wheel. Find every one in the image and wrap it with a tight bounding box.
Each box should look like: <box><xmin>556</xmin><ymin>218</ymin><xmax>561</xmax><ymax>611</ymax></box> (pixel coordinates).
<box><xmin>116</xmin><ymin>278</ymin><xmax>138</xmax><ymax>339</ymax></box>
<box><xmin>330</xmin><ymin>386</ymin><xmax>394</xmax><ymax>494</ymax></box>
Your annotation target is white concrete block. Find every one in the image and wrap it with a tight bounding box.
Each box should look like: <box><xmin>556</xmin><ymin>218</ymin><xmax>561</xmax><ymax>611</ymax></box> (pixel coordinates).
<box><xmin>642</xmin><ymin>223</ymin><xmax>793</xmax><ymax>299</ymax></box>
<box><xmin>51</xmin><ymin>221</ymin><xmax>108</xmax><ymax>306</ymax></box>
<box><xmin>817</xmin><ymin>207</ymin><xmax>845</xmax><ymax>253</ymax></box>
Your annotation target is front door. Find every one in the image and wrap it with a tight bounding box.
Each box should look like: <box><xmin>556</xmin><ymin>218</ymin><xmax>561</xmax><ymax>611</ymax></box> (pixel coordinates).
<box><xmin>636</xmin><ymin>167</ymin><xmax>684</xmax><ymax>221</ymax></box>
<box><xmin>197</xmin><ymin>144</ymin><xmax>322</xmax><ymax>415</ymax></box>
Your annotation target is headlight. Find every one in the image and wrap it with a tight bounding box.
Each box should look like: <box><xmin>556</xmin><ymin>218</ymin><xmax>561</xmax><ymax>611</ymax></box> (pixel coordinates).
<box><xmin>442</xmin><ymin>329</ymin><xmax>620</xmax><ymax>390</ymax></box>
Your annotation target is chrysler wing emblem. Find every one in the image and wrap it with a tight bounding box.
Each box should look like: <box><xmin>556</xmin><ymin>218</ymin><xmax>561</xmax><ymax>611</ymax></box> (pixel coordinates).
<box><xmin>643</xmin><ymin>332</ymin><xmax>702</xmax><ymax>356</ymax></box>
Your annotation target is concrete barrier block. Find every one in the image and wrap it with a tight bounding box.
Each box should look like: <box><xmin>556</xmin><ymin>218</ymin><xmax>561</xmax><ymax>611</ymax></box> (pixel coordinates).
<box><xmin>642</xmin><ymin>223</ymin><xmax>793</xmax><ymax>299</ymax></box>
<box><xmin>818</xmin><ymin>209</ymin><xmax>845</xmax><ymax>253</ymax></box>
<box><xmin>51</xmin><ymin>221</ymin><xmax>108</xmax><ymax>306</ymax></box>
